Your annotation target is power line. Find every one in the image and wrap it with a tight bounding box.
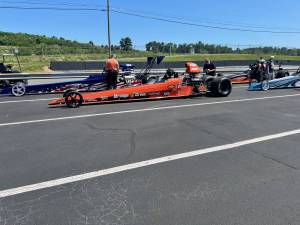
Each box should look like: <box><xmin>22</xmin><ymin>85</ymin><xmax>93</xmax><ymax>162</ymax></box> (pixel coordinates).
<box><xmin>110</xmin><ymin>6</ymin><xmax>300</xmax><ymax>32</ymax></box>
<box><xmin>0</xmin><ymin>0</ymin><xmax>104</xmax><ymax>8</ymax></box>
<box><xmin>0</xmin><ymin>5</ymin><xmax>105</xmax><ymax>11</ymax></box>
<box><xmin>4</xmin><ymin>1</ymin><xmax>299</xmax><ymax>31</ymax></box>
<box><xmin>109</xmin><ymin>9</ymin><xmax>300</xmax><ymax>34</ymax></box>
<box><xmin>1</xmin><ymin>5</ymin><xmax>300</xmax><ymax>34</ymax></box>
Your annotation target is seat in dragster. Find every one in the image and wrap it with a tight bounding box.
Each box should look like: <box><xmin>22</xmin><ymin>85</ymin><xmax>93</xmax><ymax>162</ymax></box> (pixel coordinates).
<box><xmin>48</xmin><ymin>64</ymin><xmax>232</xmax><ymax>108</ymax></box>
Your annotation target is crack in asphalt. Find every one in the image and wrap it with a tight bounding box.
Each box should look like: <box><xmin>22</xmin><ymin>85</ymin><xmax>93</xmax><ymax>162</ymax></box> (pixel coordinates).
<box><xmin>250</xmin><ymin>149</ymin><xmax>299</xmax><ymax>171</ymax></box>
<box><xmin>85</xmin><ymin>124</ymin><xmax>137</xmax><ymax>161</ymax></box>
<box><xmin>0</xmin><ymin>178</ymin><xmax>138</xmax><ymax>225</ymax></box>
<box><xmin>178</xmin><ymin>118</ymin><xmax>234</xmax><ymax>144</ymax></box>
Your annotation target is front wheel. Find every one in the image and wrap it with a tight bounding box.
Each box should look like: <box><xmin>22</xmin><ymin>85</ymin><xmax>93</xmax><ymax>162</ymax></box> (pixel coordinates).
<box><xmin>65</xmin><ymin>91</ymin><xmax>83</xmax><ymax>108</ymax></box>
<box><xmin>261</xmin><ymin>80</ymin><xmax>270</xmax><ymax>91</ymax></box>
<box><xmin>11</xmin><ymin>82</ymin><xmax>26</xmax><ymax>97</ymax></box>
<box><xmin>63</xmin><ymin>89</ymin><xmax>77</xmax><ymax>98</ymax></box>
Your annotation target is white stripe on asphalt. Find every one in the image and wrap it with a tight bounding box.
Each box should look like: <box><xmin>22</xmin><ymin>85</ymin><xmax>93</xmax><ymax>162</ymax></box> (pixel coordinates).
<box><xmin>0</xmin><ymin>98</ymin><xmax>58</xmax><ymax>104</ymax></box>
<box><xmin>233</xmin><ymin>85</ymin><xmax>249</xmax><ymax>89</ymax></box>
<box><xmin>0</xmin><ymin>128</ymin><xmax>300</xmax><ymax>198</ymax></box>
<box><xmin>0</xmin><ymin>93</ymin><xmax>300</xmax><ymax>128</ymax></box>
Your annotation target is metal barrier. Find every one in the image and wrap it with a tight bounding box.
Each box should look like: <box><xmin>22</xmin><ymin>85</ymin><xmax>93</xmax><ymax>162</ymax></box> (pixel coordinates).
<box><xmin>50</xmin><ymin>60</ymin><xmax>300</xmax><ymax>71</ymax></box>
<box><xmin>0</xmin><ymin>67</ymin><xmax>298</xmax><ymax>81</ymax></box>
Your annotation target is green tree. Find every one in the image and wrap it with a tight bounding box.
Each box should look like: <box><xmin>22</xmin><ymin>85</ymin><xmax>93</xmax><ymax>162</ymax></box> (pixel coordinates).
<box><xmin>120</xmin><ymin>37</ymin><xmax>133</xmax><ymax>51</ymax></box>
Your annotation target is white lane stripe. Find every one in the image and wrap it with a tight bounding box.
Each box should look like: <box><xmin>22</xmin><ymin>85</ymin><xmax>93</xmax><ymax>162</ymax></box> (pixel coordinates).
<box><xmin>0</xmin><ymin>93</ymin><xmax>300</xmax><ymax>128</ymax></box>
<box><xmin>0</xmin><ymin>128</ymin><xmax>299</xmax><ymax>198</ymax></box>
<box><xmin>0</xmin><ymin>98</ymin><xmax>58</xmax><ymax>104</ymax></box>
<box><xmin>233</xmin><ymin>85</ymin><xmax>248</xmax><ymax>89</ymax></box>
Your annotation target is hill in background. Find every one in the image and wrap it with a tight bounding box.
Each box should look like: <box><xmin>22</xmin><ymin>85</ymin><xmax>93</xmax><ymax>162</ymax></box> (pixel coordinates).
<box><xmin>0</xmin><ymin>31</ymin><xmax>113</xmax><ymax>55</ymax></box>
<box><xmin>0</xmin><ymin>31</ymin><xmax>94</xmax><ymax>47</ymax></box>
<box><xmin>1</xmin><ymin>31</ymin><xmax>300</xmax><ymax>57</ymax></box>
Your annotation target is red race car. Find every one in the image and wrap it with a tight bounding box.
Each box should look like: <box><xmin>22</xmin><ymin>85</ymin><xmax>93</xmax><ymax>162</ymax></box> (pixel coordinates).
<box><xmin>49</xmin><ymin>63</ymin><xmax>232</xmax><ymax>108</ymax></box>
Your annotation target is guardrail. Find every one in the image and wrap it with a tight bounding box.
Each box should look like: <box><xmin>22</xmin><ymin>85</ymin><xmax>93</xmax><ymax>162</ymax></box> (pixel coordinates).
<box><xmin>0</xmin><ymin>69</ymin><xmax>247</xmax><ymax>80</ymax></box>
<box><xmin>0</xmin><ymin>68</ymin><xmax>298</xmax><ymax>81</ymax></box>
<box><xmin>50</xmin><ymin>60</ymin><xmax>300</xmax><ymax>71</ymax></box>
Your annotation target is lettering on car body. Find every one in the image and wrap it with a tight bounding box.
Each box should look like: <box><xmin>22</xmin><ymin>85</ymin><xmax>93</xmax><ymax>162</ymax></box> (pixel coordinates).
<box><xmin>119</xmin><ymin>94</ymin><xmax>129</xmax><ymax>98</ymax></box>
<box><xmin>148</xmin><ymin>92</ymin><xmax>160</xmax><ymax>96</ymax></box>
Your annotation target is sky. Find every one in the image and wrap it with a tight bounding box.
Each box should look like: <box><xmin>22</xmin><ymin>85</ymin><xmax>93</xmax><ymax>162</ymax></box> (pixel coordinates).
<box><xmin>0</xmin><ymin>0</ymin><xmax>300</xmax><ymax>48</ymax></box>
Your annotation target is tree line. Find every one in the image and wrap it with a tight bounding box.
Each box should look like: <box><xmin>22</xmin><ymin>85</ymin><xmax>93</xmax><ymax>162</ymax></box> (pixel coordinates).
<box><xmin>0</xmin><ymin>31</ymin><xmax>134</xmax><ymax>55</ymax></box>
<box><xmin>145</xmin><ymin>41</ymin><xmax>300</xmax><ymax>56</ymax></box>
<box><xmin>1</xmin><ymin>31</ymin><xmax>299</xmax><ymax>56</ymax></box>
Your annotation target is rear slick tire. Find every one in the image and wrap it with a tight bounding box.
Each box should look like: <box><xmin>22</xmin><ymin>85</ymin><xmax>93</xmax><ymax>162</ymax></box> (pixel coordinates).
<box><xmin>208</xmin><ymin>78</ymin><xmax>232</xmax><ymax>97</ymax></box>
<box><xmin>64</xmin><ymin>91</ymin><xmax>83</xmax><ymax>108</ymax></box>
<box><xmin>218</xmin><ymin>79</ymin><xmax>232</xmax><ymax>97</ymax></box>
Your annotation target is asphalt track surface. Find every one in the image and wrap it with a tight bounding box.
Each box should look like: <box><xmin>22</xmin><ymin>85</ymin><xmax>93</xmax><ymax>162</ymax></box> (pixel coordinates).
<box><xmin>1</xmin><ymin>86</ymin><xmax>300</xmax><ymax>225</ymax></box>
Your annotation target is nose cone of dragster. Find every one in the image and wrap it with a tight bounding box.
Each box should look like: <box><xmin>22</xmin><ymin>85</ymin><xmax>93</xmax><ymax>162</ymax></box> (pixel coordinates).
<box><xmin>48</xmin><ymin>98</ymin><xmax>65</xmax><ymax>106</ymax></box>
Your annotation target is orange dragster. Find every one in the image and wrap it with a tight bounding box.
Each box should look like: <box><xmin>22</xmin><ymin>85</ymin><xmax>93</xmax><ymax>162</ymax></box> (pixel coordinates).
<box><xmin>49</xmin><ymin>63</ymin><xmax>232</xmax><ymax>108</ymax></box>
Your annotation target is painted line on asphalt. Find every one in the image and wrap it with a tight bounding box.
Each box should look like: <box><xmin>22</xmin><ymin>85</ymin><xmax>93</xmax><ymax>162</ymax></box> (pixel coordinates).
<box><xmin>0</xmin><ymin>98</ymin><xmax>58</xmax><ymax>104</ymax></box>
<box><xmin>233</xmin><ymin>85</ymin><xmax>248</xmax><ymax>89</ymax></box>
<box><xmin>0</xmin><ymin>93</ymin><xmax>300</xmax><ymax>128</ymax></box>
<box><xmin>0</xmin><ymin>128</ymin><xmax>300</xmax><ymax>198</ymax></box>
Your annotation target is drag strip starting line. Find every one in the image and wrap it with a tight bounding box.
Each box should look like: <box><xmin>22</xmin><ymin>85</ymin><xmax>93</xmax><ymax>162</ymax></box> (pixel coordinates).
<box><xmin>0</xmin><ymin>93</ymin><xmax>300</xmax><ymax>128</ymax></box>
<box><xmin>0</xmin><ymin>128</ymin><xmax>300</xmax><ymax>198</ymax></box>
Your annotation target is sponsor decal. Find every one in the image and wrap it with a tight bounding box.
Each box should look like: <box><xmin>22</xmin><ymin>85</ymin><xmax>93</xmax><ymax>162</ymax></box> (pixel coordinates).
<box><xmin>148</xmin><ymin>92</ymin><xmax>160</xmax><ymax>96</ymax></box>
<box><xmin>199</xmin><ymin>84</ymin><xmax>207</xmax><ymax>92</ymax></box>
<box><xmin>119</xmin><ymin>94</ymin><xmax>129</xmax><ymax>99</ymax></box>
<box><xmin>113</xmin><ymin>94</ymin><xmax>130</xmax><ymax>99</ymax></box>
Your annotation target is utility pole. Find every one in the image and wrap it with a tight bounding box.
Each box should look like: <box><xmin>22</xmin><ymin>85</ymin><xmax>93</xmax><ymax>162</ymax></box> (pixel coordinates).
<box><xmin>106</xmin><ymin>0</ymin><xmax>112</xmax><ymax>57</ymax></box>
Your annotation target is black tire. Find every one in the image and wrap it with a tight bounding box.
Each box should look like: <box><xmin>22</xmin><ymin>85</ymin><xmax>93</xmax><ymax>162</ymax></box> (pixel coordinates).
<box><xmin>205</xmin><ymin>77</ymin><xmax>215</xmax><ymax>84</ymax></box>
<box><xmin>207</xmin><ymin>79</ymin><xmax>219</xmax><ymax>97</ymax></box>
<box><xmin>218</xmin><ymin>78</ymin><xmax>232</xmax><ymax>97</ymax></box>
<box><xmin>147</xmin><ymin>76</ymin><xmax>157</xmax><ymax>84</ymax></box>
<box><xmin>207</xmin><ymin>78</ymin><xmax>232</xmax><ymax>97</ymax></box>
<box><xmin>64</xmin><ymin>91</ymin><xmax>83</xmax><ymax>108</ymax></box>
<box><xmin>63</xmin><ymin>89</ymin><xmax>77</xmax><ymax>98</ymax></box>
